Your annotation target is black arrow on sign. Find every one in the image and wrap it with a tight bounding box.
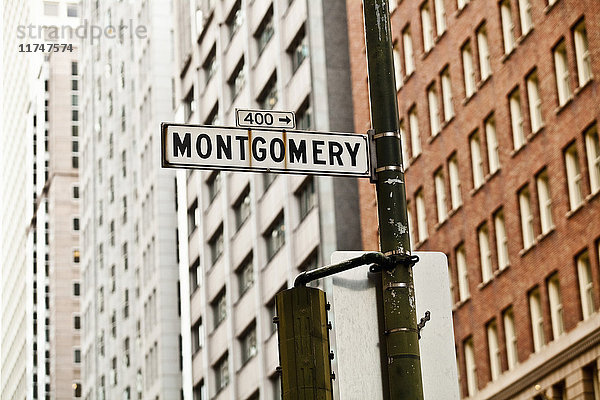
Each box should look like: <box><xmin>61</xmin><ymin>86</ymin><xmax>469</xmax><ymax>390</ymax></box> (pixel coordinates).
<box><xmin>279</xmin><ymin>116</ymin><xmax>291</xmax><ymax>124</ymax></box>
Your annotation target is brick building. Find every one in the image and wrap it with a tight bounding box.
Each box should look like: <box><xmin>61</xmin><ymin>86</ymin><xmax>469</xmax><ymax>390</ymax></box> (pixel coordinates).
<box><xmin>347</xmin><ymin>0</ymin><xmax>600</xmax><ymax>398</ymax></box>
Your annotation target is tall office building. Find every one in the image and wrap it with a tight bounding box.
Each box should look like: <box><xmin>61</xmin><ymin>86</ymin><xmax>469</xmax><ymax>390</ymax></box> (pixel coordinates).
<box><xmin>79</xmin><ymin>1</ymin><xmax>181</xmax><ymax>399</ymax></box>
<box><xmin>172</xmin><ymin>0</ymin><xmax>359</xmax><ymax>398</ymax></box>
<box><xmin>347</xmin><ymin>0</ymin><xmax>600</xmax><ymax>398</ymax></box>
<box><xmin>1</xmin><ymin>0</ymin><xmax>32</xmax><ymax>398</ymax></box>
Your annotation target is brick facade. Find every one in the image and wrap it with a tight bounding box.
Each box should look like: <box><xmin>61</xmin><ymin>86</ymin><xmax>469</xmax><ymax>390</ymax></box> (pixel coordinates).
<box><xmin>347</xmin><ymin>0</ymin><xmax>600</xmax><ymax>397</ymax></box>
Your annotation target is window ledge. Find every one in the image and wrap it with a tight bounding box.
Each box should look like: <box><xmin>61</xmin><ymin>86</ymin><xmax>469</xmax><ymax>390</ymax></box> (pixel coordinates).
<box><xmin>434</xmin><ymin>218</ymin><xmax>448</xmax><ymax>231</ymax></box>
<box><xmin>494</xmin><ymin>265</ymin><xmax>510</xmax><ymax>278</ymax></box>
<box><xmin>554</xmin><ymin>97</ymin><xmax>573</xmax><ymax>115</ymax></box>
<box><xmin>415</xmin><ymin>238</ymin><xmax>428</xmax><ymax>249</ymax></box>
<box><xmin>565</xmin><ymin>203</ymin><xmax>584</xmax><ymax>219</ymax></box>
<box><xmin>544</xmin><ymin>1</ymin><xmax>559</xmax><ymax>14</ymax></box>
<box><xmin>453</xmin><ymin>297</ymin><xmax>470</xmax><ymax>311</ymax></box>
<box><xmin>516</xmin><ymin>27</ymin><xmax>534</xmax><ymax>46</ymax></box>
<box><xmin>469</xmin><ymin>184</ymin><xmax>484</xmax><ymax>197</ymax></box>
<box><xmin>421</xmin><ymin>48</ymin><xmax>434</xmax><ymax>60</ymax></box>
<box><xmin>536</xmin><ymin>227</ymin><xmax>555</xmax><ymax>243</ymax></box>
<box><xmin>510</xmin><ymin>144</ymin><xmax>527</xmax><ymax>158</ymax></box>
<box><xmin>501</xmin><ymin>47</ymin><xmax>516</xmax><ymax>64</ymax></box>
<box><xmin>585</xmin><ymin>189</ymin><xmax>600</xmax><ymax>203</ymax></box>
<box><xmin>426</xmin><ymin>132</ymin><xmax>441</xmax><ymax>144</ymax></box>
<box><xmin>478</xmin><ymin>278</ymin><xmax>493</xmax><ymax>290</ymax></box>
<box><xmin>455</xmin><ymin>3</ymin><xmax>468</xmax><ymax>18</ymax></box>
<box><xmin>477</xmin><ymin>75</ymin><xmax>492</xmax><ymax>90</ymax></box>
<box><xmin>410</xmin><ymin>152</ymin><xmax>421</xmax><ymax>165</ymax></box>
<box><xmin>527</xmin><ymin>125</ymin><xmax>545</xmax><ymax>141</ymax></box>
<box><xmin>518</xmin><ymin>243</ymin><xmax>537</xmax><ymax>257</ymax></box>
<box><xmin>449</xmin><ymin>204</ymin><xmax>462</xmax><ymax>217</ymax></box>
<box><xmin>485</xmin><ymin>168</ymin><xmax>501</xmax><ymax>183</ymax></box>
<box><xmin>462</xmin><ymin>91</ymin><xmax>477</xmax><ymax>105</ymax></box>
<box><xmin>574</xmin><ymin>78</ymin><xmax>594</xmax><ymax>96</ymax></box>
<box><xmin>441</xmin><ymin>115</ymin><xmax>455</xmax><ymax>129</ymax></box>
<box><xmin>403</xmin><ymin>71</ymin><xmax>415</xmax><ymax>84</ymax></box>
<box><xmin>434</xmin><ymin>30</ymin><xmax>447</xmax><ymax>44</ymax></box>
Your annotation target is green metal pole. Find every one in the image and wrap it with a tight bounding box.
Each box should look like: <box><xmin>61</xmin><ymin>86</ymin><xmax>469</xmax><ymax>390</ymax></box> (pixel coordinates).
<box><xmin>361</xmin><ymin>0</ymin><xmax>425</xmax><ymax>399</ymax></box>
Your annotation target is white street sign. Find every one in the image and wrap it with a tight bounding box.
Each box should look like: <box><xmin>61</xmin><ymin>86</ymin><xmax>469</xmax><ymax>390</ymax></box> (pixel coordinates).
<box><xmin>161</xmin><ymin>123</ymin><xmax>371</xmax><ymax>177</ymax></box>
<box><xmin>326</xmin><ymin>251</ymin><xmax>460</xmax><ymax>400</ymax></box>
<box><xmin>236</xmin><ymin>108</ymin><xmax>296</xmax><ymax>129</ymax></box>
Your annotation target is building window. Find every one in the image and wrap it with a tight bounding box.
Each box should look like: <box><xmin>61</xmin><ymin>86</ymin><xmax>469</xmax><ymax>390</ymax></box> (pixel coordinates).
<box><xmin>577</xmin><ymin>251</ymin><xmax>596</xmax><ymax>320</ymax></box>
<box><xmin>240</xmin><ymin>324</ymin><xmax>257</xmax><ymax>364</ymax></box>
<box><xmin>214</xmin><ymin>353</ymin><xmax>229</xmax><ymax>391</ymax></box>
<box><xmin>192</xmin><ymin>319</ymin><xmax>204</xmax><ymax>353</ymax></box>
<box><xmin>470</xmin><ymin>132</ymin><xmax>485</xmax><ymax>189</ymax></box>
<box><xmin>547</xmin><ymin>273</ymin><xmax>564</xmax><ymax>339</ymax></box>
<box><xmin>189</xmin><ymin>258</ymin><xmax>201</xmax><ymax>293</ymax></box>
<box><xmin>71</xmin><ymin>61</ymin><xmax>78</xmax><ymax>76</ymax></box>
<box><xmin>227</xmin><ymin>1</ymin><xmax>242</xmax><ymax>39</ymax></box>
<box><xmin>457</xmin><ymin>0</ymin><xmax>469</xmax><ymax>11</ymax></box>
<box><xmin>518</xmin><ymin>186</ymin><xmax>535</xmax><ymax>249</ymax></box>
<box><xmin>582</xmin><ymin>363</ymin><xmax>600</xmax><ymax>399</ymax></box>
<box><xmin>209</xmin><ymin>228</ymin><xmax>224</xmax><ymax>265</ymax></box>
<box><xmin>255</xmin><ymin>8</ymin><xmax>274</xmax><ymax>55</ymax></box>
<box><xmin>400</xmin><ymin>121</ymin><xmax>410</xmax><ymax>168</ymax></box>
<box><xmin>73</xmin><ymin>185</ymin><xmax>79</xmax><ymax>199</ymax></box>
<box><xmin>415</xmin><ymin>189</ymin><xmax>428</xmax><ymax>242</ymax></box>
<box><xmin>529</xmin><ymin>287</ymin><xmax>545</xmax><ymax>352</ymax></box>
<box><xmin>203</xmin><ymin>48</ymin><xmax>217</xmax><ymax>84</ymax></box>
<box><xmin>409</xmin><ymin>106</ymin><xmax>421</xmax><ymax>157</ymax></box>
<box><xmin>427</xmin><ymin>84</ymin><xmax>441</xmax><ymax>137</ymax></box>
<box><xmin>73</xmin><ymin>249</ymin><xmax>80</xmax><ymax>263</ymax></box>
<box><xmin>237</xmin><ymin>256</ymin><xmax>254</xmax><ymax>297</ymax></box>
<box><xmin>493</xmin><ymin>210</ymin><xmax>510</xmax><ymax>270</ymax></box>
<box><xmin>212</xmin><ymin>288</ymin><xmax>227</xmax><ymax>329</ymax></box>
<box><xmin>526</xmin><ymin>71</ymin><xmax>544</xmax><ymax>133</ymax></box>
<box><xmin>461</xmin><ymin>42</ymin><xmax>476</xmax><ymax>98</ymax></box>
<box><xmin>573</xmin><ymin>20</ymin><xmax>592</xmax><ymax>87</ymax></box>
<box><xmin>456</xmin><ymin>245</ymin><xmax>469</xmax><ymax>301</ymax></box>
<box><xmin>503</xmin><ymin>307</ymin><xmax>518</xmax><ymax>369</ymax></box>
<box><xmin>73</xmin><ymin>282</ymin><xmax>80</xmax><ymax>296</ymax></box>
<box><xmin>393</xmin><ymin>44</ymin><xmax>403</xmax><ymax>91</ymax></box>
<box><xmin>484</xmin><ymin>116</ymin><xmax>500</xmax><ymax>174</ymax></box>
<box><xmin>440</xmin><ymin>67</ymin><xmax>454</xmax><ymax>121</ymax></box>
<box><xmin>74</xmin><ymin>349</ymin><xmax>81</xmax><ymax>364</ymax></box>
<box><xmin>448</xmin><ymin>154</ymin><xmax>462</xmax><ymax>209</ymax></box>
<box><xmin>73</xmin><ymin>315</ymin><xmax>81</xmax><ymax>330</ymax></box>
<box><xmin>517</xmin><ymin>0</ymin><xmax>533</xmax><ymax>36</ymax></box>
<box><xmin>289</xmin><ymin>26</ymin><xmax>308</xmax><ymax>73</ymax></box>
<box><xmin>434</xmin><ymin>169</ymin><xmax>447</xmax><ymax>223</ymax></box>
<box><xmin>565</xmin><ymin>143</ymin><xmax>584</xmax><ymax>210</ymax></box>
<box><xmin>234</xmin><ymin>188</ymin><xmax>251</xmax><ymax>230</ymax></box>
<box><xmin>433</xmin><ymin>0</ymin><xmax>446</xmax><ymax>35</ymax></box>
<box><xmin>478</xmin><ymin>223</ymin><xmax>493</xmax><ymax>283</ymax></box>
<box><xmin>500</xmin><ymin>0</ymin><xmax>515</xmax><ymax>54</ymax></box>
<box><xmin>296</xmin><ymin>98</ymin><xmax>312</xmax><ymax>130</ymax></box>
<box><xmin>536</xmin><ymin>170</ymin><xmax>554</xmax><ymax>234</ymax></box>
<box><xmin>486</xmin><ymin>320</ymin><xmax>501</xmax><ymax>382</ymax></box>
<box><xmin>297</xmin><ymin>177</ymin><xmax>316</xmax><ymax>221</ymax></box>
<box><xmin>402</xmin><ymin>27</ymin><xmax>415</xmax><ymax>76</ymax></box>
<box><xmin>265</xmin><ymin>214</ymin><xmax>285</xmax><ymax>260</ymax></box>
<box><xmin>509</xmin><ymin>89</ymin><xmax>526</xmax><ymax>150</ymax></box>
<box><xmin>406</xmin><ymin>202</ymin><xmax>415</xmax><ymax>250</ymax></box>
<box><xmin>263</xmin><ymin>173</ymin><xmax>276</xmax><ymax>191</ymax></box>
<box><xmin>207</xmin><ymin>171</ymin><xmax>222</xmax><ymax>203</ymax></box>
<box><xmin>188</xmin><ymin>200</ymin><xmax>199</xmax><ymax>235</ymax></box>
<box><xmin>184</xmin><ymin>88</ymin><xmax>196</xmax><ymax>122</ymax></box>
<box><xmin>476</xmin><ymin>24</ymin><xmax>491</xmax><ymax>81</ymax></box>
<box><xmin>421</xmin><ymin>3</ymin><xmax>434</xmax><ymax>53</ymax></box>
<box><xmin>73</xmin><ymin>217</ymin><xmax>80</xmax><ymax>231</ymax></box>
<box><xmin>554</xmin><ymin>41</ymin><xmax>571</xmax><ymax>106</ymax></box>
<box><xmin>258</xmin><ymin>74</ymin><xmax>278</xmax><ymax>110</ymax></box>
<box><xmin>464</xmin><ymin>337</ymin><xmax>478</xmax><ymax>396</ymax></box>
<box><xmin>229</xmin><ymin>59</ymin><xmax>245</xmax><ymax>100</ymax></box>
<box><xmin>193</xmin><ymin>380</ymin><xmax>207</xmax><ymax>400</ymax></box>
<box><xmin>585</xmin><ymin>125</ymin><xmax>600</xmax><ymax>194</ymax></box>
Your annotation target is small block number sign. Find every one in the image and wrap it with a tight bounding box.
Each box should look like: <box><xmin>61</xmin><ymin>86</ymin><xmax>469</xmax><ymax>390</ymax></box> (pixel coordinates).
<box><xmin>236</xmin><ymin>109</ymin><xmax>296</xmax><ymax>130</ymax></box>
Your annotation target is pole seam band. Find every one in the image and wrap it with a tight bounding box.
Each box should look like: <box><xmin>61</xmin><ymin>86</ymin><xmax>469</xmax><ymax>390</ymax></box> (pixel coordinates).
<box><xmin>386</xmin><ymin>282</ymin><xmax>409</xmax><ymax>289</ymax></box>
<box><xmin>385</xmin><ymin>327</ymin><xmax>418</xmax><ymax>334</ymax></box>
<box><xmin>375</xmin><ymin>165</ymin><xmax>404</xmax><ymax>173</ymax></box>
<box><xmin>373</xmin><ymin>131</ymin><xmax>400</xmax><ymax>140</ymax></box>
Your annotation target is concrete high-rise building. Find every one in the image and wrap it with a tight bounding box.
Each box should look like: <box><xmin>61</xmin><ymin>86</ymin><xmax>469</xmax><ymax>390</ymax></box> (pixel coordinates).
<box><xmin>79</xmin><ymin>1</ymin><xmax>181</xmax><ymax>399</ymax></box>
<box><xmin>1</xmin><ymin>0</ymin><xmax>32</xmax><ymax>398</ymax></box>
<box><xmin>347</xmin><ymin>0</ymin><xmax>600</xmax><ymax>398</ymax></box>
<box><xmin>172</xmin><ymin>0</ymin><xmax>359</xmax><ymax>399</ymax></box>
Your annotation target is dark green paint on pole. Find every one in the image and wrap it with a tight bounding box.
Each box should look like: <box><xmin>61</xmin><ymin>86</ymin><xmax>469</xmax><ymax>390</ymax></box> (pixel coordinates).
<box><xmin>362</xmin><ymin>0</ymin><xmax>425</xmax><ymax>399</ymax></box>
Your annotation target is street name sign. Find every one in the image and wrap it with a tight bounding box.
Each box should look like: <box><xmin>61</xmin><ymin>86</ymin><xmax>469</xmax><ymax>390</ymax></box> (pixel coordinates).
<box><xmin>235</xmin><ymin>108</ymin><xmax>296</xmax><ymax>129</ymax></box>
<box><xmin>161</xmin><ymin>123</ymin><xmax>370</xmax><ymax>177</ymax></box>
